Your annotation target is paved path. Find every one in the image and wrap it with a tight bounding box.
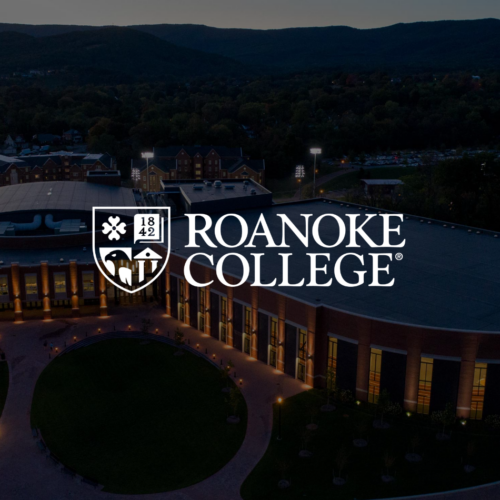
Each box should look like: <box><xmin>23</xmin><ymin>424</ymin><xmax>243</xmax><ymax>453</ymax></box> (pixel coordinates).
<box><xmin>0</xmin><ymin>304</ymin><xmax>306</xmax><ymax>500</ymax></box>
<box><xmin>275</xmin><ymin>167</ymin><xmax>356</xmax><ymax>203</ymax></box>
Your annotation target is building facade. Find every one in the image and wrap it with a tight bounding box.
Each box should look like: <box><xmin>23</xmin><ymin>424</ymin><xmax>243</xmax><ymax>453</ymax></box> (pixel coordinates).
<box><xmin>131</xmin><ymin>146</ymin><xmax>265</xmax><ymax>192</ymax></box>
<box><xmin>0</xmin><ymin>153</ymin><xmax>116</xmax><ymax>187</ymax></box>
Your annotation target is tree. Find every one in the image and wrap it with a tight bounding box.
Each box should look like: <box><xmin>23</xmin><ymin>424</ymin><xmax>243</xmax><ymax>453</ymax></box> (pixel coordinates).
<box><xmin>375</xmin><ymin>389</ymin><xmax>392</xmax><ymax>428</ymax></box>
<box><xmin>174</xmin><ymin>327</ymin><xmax>185</xmax><ymax>352</ymax></box>
<box><xmin>227</xmin><ymin>386</ymin><xmax>243</xmax><ymax>418</ymax></box>
<box><xmin>221</xmin><ymin>359</ymin><xmax>234</xmax><ymax>392</ymax></box>
<box><xmin>431</xmin><ymin>402</ymin><xmax>456</xmax><ymax>439</ymax></box>
<box><xmin>140</xmin><ymin>318</ymin><xmax>152</xmax><ymax>334</ymax></box>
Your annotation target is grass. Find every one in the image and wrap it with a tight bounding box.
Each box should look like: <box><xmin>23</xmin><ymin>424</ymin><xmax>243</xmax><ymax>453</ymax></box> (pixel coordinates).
<box><xmin>320</xmin><ymin>166</ymin><xmax>418</xmax><ymax>192</ymax></box>
<box><xmin>0</xmin><ymin>361</ymin><xmax>9</xmax><ymax>418</ymax></box>
<box><xmin>31</xmin><ymin>338</ymin><xmax>247</xmax><ymax>494</ymax></box>
<box><xmin>241</xmin><ymin>390</ymin><xmax>500</xmax><ymax>500</ymax></box>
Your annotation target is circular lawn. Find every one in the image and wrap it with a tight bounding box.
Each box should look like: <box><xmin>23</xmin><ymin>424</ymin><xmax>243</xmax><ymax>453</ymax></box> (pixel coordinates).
<box><xmin>31</xmin><ymin>338</ymin><xmax>247</xmax><ymax>494</ymax></box>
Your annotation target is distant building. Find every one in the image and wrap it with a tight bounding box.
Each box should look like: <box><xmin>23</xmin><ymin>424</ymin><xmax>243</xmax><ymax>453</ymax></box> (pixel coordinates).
<box><xmin>361</xmin><ymin>179</ymin><xmax>403</xmax><ymax>196</ymax></box>
<box><xmin>131</xmin><ymin>146</ymin><xmax>265</xmax><ymax>192</ymax></box>
<box><xmin>33</xmin><ymin>133</ymin><xmax>61</xmax><ymax>146</ymax></box>
<box><xmin>63</xmin><ymin>129</ymin><xmax>83</xmax><ymax>144</ymax></box>
<box><xmin>0</xmin><ymin>152</ymin><xmax>116</xmax><ymax>187</ymax></box>
<box><xmin>1</xmin><ymin>135</ymin><xmax>17</xmax><ymax>155</ymax></box>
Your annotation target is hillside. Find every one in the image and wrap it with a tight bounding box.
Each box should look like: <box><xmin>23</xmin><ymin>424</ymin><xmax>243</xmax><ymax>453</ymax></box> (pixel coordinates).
<box><xmin>0</xmin><ymin>19</ymin><xmax>500</xmax><ymax>72</ymax></box>
<box><xmin>132</xmin><ymin>19</ymin><xmax>500</xmax><ymax>70</ymax></box>
<box><xmin>0</xmin><ymin>27</ymin><xmax>242</xmax><ymax>82</ymax></box>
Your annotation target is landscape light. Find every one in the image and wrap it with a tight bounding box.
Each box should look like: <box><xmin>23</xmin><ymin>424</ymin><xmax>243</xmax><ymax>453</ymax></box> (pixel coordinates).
<box><xmin>310</xmin><ymin>148</ymin><xmax>322</xmax><ymax>197</ymax></box>
<box><xmin>141</xmin><ymin>152</ymin><xmax>154</xmax><ymax>192</ymax></box>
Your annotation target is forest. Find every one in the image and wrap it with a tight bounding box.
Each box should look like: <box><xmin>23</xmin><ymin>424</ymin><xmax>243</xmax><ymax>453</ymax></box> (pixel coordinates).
<box><xmin>1</xmin><ymin>70</ymin><xmax>499</xmax><ymax>182</ymax></box>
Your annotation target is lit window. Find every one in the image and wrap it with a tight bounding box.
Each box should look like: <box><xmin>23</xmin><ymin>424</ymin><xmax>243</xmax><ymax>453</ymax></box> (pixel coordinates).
<box><xmin>179</xmin><ymin>279</ymin><xmax>186</xmax><ymax>323</ymax></box>
<box><xmin>82</xmin><ymin>271</ymin><xmax>94</xmax><ymax>296</ymax></box>
<box><xmin>244</xmin><ymin>306</ymin><xmax>251</xmax><ymax>334</ymax></box>
<box><xmin>243</xmin><ymin>306</ymin><xmax>252</xmax><ymax>355</ymax></box>
<box><xmin>220</xmin><ymin>296</ymin><xmax>227</xmax><ymax>342</ymax></box>
<box><xmin>368</xmin><ymin>348</ymin><xmax>382</xmax><ymax>403</ymax></box>
<box><xmin>327</xmin><ymin>337</ymin><xmax>338</xmax><ymax>385</ymax></box>
<box><xmin>470</xmin><ymin>362</ymin><xmax>487</xmax><ymax>420</ymax></box>
<box><xmin>417</xmin><ymin>357</ymin><xmax>433</xmax><ymax>414</ymax></box>
<box><xmin>298</xmin><ymin>329</ymin><xmax>307</xmax><ymax>381</ymax></box>
<box><xmin>0</xmin><ymin>276</ymin><xmax>8</xmax><ymax>296</ymax></box>
<box><xmin>54</xmin><ymin>272</ymin><xmax>66</xmax><ymax>295</ymax></box>
<box><xmin>269</xmin><ymin>317</ymin><xmax>278</xmax><ymax>367</ymax></box>
<box><xmin>198</xmin><ymin>287</ymin><xmax>205</xmax><ymax>332</ymax></box>
<box><xmin>25</xmin><ymin>274</ymin><xmax>38</xmax><ymax>297</ymax></box>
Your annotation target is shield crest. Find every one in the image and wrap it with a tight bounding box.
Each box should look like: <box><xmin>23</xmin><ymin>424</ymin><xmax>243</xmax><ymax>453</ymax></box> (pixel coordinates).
<box><xmin>92</xmin><ymin>206</ymin><xmax>170</xmax><ymax>294</ymax></box>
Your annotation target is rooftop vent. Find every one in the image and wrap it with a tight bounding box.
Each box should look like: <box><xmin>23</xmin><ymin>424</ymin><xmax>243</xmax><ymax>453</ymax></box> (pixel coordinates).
<box><xmin>204</xmin><ymin>181</ymin><xmax>212</xmax><ymax>187</ymax></box>
<box><xmin>250</xmin><ymin>189</ymin><xmax>257</xmax><ymax>195</ymax></box>
<box><xmin>214</xmin><ymin>180</ymin><xmax>222</xmax><ymax>188</ymax></box>
<box><xmin>193</xmin><ymin>185</ymin><xmax>204</xmax><ymax>191</ymax></box>
<box><xmin>224</xmin><ymin>185</ymin><xmax>235</xmax><ymax>190</ymax></box>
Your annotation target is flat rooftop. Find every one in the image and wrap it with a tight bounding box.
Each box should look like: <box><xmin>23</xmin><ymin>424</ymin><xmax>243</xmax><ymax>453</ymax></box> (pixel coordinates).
<box><xmin>168</xmin><ymin>199</ymin><xmax>500</xmax><ymax>333</ymax></box>
<box><xmin>0</xmin><ymin>182</ymin><xmax>137</xmax><ymax>216</ymax></box>
<box><xmin>161</xmin><ymin>180</ymin><xmax>270</xmax><ymax>205</ymax></box>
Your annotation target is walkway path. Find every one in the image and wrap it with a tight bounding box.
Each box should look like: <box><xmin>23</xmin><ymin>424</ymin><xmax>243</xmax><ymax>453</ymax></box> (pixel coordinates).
<box><xmin>0</xmin><ymin>304</ymin><xmax>307</xmax><ymax>500</ymax></box>
<box><xmin>275</xmin><ymin>167</ymin><xmax>356</xmax><ymax>203</ymax></box>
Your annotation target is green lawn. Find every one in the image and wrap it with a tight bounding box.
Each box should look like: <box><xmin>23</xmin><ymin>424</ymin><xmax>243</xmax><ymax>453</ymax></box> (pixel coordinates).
<box><xmin>31</xmin><ymin>338</ymin><xmax>247</xmax><ymax>494</ymax></box>
<box><xmin>0</xmin><ymin>361</ymin><xmax>9</xmax><ymax>418</ymax></box>
<box><xmin>320</xmin><ymin>166</ymin><xmax>418</xmax><ymax>192</ymax></box>
<box><xmin>241</xmin><ymin>390</ymin><xmax>500</xmax><ymax>500</ymax></box>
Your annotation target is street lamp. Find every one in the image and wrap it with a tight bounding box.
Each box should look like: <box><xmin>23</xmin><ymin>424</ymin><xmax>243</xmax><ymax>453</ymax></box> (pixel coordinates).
<box><xmin>295</xmin><ymin>164</ymin><xmax>305</xmax><ymax>200</ymax></box>
<box><xmin>131</xmin><ymin>167</ymin><xmax>140</xmax><ymax>187</ymax></box>
<box><xmin>277</xmin><ymin>397</ymin><xmax>283</xmax><ymax>440</ymax></box>
<box><xmin>310</xmin><ymin>148</ymin><xmax>322</xmax><ymax>198</ymax></box>
<box><xmin>141</xmin><ymin>152</ymin><xmax>154</xmax><ymax>193</ymax></box>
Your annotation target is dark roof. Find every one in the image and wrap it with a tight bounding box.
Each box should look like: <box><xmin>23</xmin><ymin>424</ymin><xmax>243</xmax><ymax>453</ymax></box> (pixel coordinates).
<box><xmin>0</xmin><ymin>155</ymin><xmax>26</xmax><ymax>173</ymax></box>
<box><xmin>0</xmin><ymin>181</ymin><xmax>136</xmax><ymax>216</ymax></box>
<box><xmin>154</xmin><ymin>146</ymin><xmax>243</xmax><ymax>158</ymax></box>
<box><xmin>131</xmin><ymin>158</ymin><xmax>176</xmax><ymax>172</ymax></box>
<box><xmin>168</xmin><ymin>199</ymin><xmax>500</xmax><ymax>333</ymax></box>
<box><xmin>221</xmin><ymin>158</ymin><xmax>265</xmax><ymax>173</ymax></box>
<box><xmin>0</xmin><ymin>153</ymin><xmax>112</xmax><ymax>171</ymax></box>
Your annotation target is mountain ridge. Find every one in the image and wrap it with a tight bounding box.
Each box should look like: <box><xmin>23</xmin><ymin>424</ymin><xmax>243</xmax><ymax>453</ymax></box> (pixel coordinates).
<box><xmin>0</xmin><ymin>19</ymin><xmax>499</xmax><ymax>77</ymax></box>
<box><xmin>0</xmin><ymin>27</ymin><xmax>243</xmax><ymax>82</ymax></box>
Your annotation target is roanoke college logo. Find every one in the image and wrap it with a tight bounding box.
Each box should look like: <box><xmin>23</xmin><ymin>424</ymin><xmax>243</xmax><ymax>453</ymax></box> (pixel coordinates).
<box><xmin>92</xmin><ymin>207</ymin><xmax>170</xmax><ymax>293</ymax></box>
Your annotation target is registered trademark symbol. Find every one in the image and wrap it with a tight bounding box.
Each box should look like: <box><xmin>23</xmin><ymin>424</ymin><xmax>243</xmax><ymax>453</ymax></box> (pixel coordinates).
<box><xmin>395</xmin><ymin>253</ymin><xmax>403</xmax><ymax>261</ymax></box>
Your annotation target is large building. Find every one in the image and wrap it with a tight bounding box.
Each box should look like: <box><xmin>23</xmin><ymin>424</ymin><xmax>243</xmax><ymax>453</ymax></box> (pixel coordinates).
<box><xmin>131</xmin><ymin>146</ymin><xmax>265</xmax><ymax>191</ymax></box>
<box><xmin>0</xmin><ymin>152</ymin><xmax>116</xmax><ymax>187</ymax></box>
<box><xmin>0</xmin><ymin>182</ymin><xmax>499</xmax><ymax>422</ymax></box>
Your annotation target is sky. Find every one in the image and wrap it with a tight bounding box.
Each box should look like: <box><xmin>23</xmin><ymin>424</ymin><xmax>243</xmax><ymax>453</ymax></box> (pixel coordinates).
<box><xmin>0</xmin><ymin>0</ymin><xmax>499</xmax><ymax>30</ymax></box>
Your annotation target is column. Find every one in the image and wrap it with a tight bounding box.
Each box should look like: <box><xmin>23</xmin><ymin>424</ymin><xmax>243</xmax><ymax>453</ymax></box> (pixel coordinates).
<box><xmin>99</xmin><ymin>271</ymin><xmax>108</xmax><ymax>317</ymax></box>
<box><xmin>251</xmin><ymin>287</ymin><xmax>259</xmax><ymax>359</ymax></box>
<box><xmin>277</xmin><ymin>295</ymin><xmax>286</xmax><ymax>372</ymax></box>
<box><xmin>306</xmin><ymin>307</ymin><xmax>316</xmax><ymax>387</ymax></box>
<box><xmin>456</xmin><ymin>334</ymin><xmax>479</xmax><ymax>419</ymax></box>
<box><xmin>69</xmin><ymin>260</ymin><xmax>80</xmax><ymax>318</ymax></box>
<box><xmin>355</xmin><ymin>326</ymin><xmax>371</xmax><ymax>401</ymax></box>
<box><xmin>40</xmin><ymin>261</ymin><xmax>51</xmax><ymax>320</ymax></box>
<box><xmin>165</xmin><ymin>266</ymin><xmax>171</xmax><ymax>316</ymax></box>
<box><xmin>404</xmin><ymin>334</ymin><xmax>422</xmax><ymax>412</ymax></box>
<box><xmin>227</xmin><ymin>287</ymin><xmax>234</xmax><ymax>347</ymax></box>
<box><xmin>11</xmin><ymin>263</ymin><xmax>23</xmax><ymax>322</ymax></box>
<box><xmin>184</xmin><ymin>280</ymin><xmax>190</xmax><ymax>325</ymax></box>
<box><xmin>205</xmin><ymin>286</ymin><xmax>211</xmax><ymax>336</ymax></box>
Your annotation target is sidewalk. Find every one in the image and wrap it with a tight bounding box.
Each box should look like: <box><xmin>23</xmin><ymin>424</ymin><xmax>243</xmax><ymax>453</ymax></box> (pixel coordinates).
<box><xmin>0</xmin><ymin>304</ymin><xmax>307</xmax><ymax>500</ymax></box>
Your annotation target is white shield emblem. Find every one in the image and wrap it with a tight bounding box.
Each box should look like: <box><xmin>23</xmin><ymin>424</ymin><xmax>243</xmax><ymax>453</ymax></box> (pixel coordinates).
<box><xmin>92</xmin><ymin>207</ymin><xmax>170</xmax><ymax>294</ymax></box>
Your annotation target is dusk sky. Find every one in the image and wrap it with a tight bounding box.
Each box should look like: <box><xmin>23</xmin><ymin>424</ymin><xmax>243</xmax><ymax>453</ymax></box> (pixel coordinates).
<box><xmin>1</xmin><ymin>0</ymin><xmax>499</xmax><ymax>29</ymax></box>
